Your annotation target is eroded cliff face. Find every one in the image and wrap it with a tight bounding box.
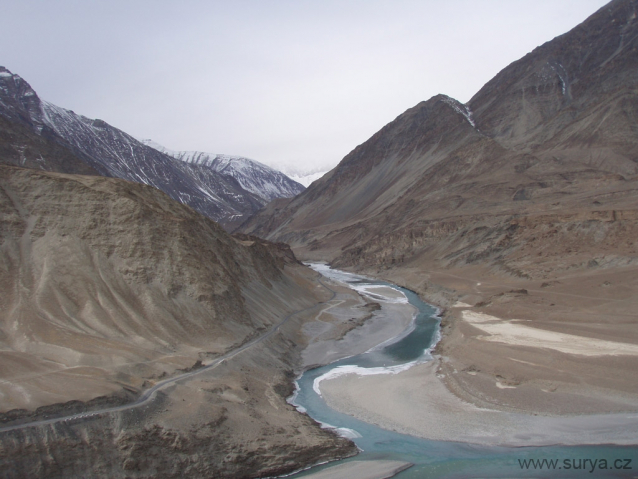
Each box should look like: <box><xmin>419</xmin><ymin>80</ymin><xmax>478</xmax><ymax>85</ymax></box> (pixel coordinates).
<box><xmin>0</xmin><ymin>165</ymin><xmax>356</xmax><ymax>477</ymax></box>
<box><xmin>331</xmin><ymin>210</ymin><xmax>638</xmax><ymax>280</ymax></box>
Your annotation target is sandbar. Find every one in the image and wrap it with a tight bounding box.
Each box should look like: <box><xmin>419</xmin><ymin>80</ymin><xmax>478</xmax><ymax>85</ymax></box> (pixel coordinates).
<box><xmin>319</xmin><ymin>360</ymin><xmax>638</xmax><ymax>446</ymax></box>
<box><xmin>462</xmin><ymin>310</ymin><xmax>638</xmax><ymax>356</ymax></box>
<box><xmin>299</xmin><ymin>460</ymin><xmax>413</xmax><ymax>479</ymax></box>
<box><xmin>301</xmin><ymin>280</ymin><xmax>416</xmax><ymax>367</ymax></box>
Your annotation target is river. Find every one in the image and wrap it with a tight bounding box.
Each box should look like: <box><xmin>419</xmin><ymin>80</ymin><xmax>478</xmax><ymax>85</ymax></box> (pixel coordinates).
<box><xmin>286</xmin><ymin>264</ymin><xmax>638</xmax><ymax>479</ymax></box>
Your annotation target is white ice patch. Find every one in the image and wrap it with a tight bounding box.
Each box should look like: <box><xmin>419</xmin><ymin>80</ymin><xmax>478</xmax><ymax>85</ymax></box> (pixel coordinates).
<box><xmin>195</xmin><ymin>185</ymin><xmax>222</xmax><ymax>203</ymax></box>
<box><xmin>548</xmin><ymin>62</ymin><xmax>568</xmax><ymax>96</ymax></box>
<box><xmin>315</xmin><ymin>420</ymin><xmax>362</xmax><ymax>439</ymax></box>
<box><xmin>287</xmin><ymin>378</ymin><xmax>362</xmax><ymax>441</ymax></box>
<box><xmin>313</xmin><ymin>361</ymin><xmax>419</xmax><ymax>397</ymax></box>
<box><xmin>286</xmin><ymin>379</ymin><xmax>306</xmax><ymax>413</ymax></box>
<box><xmin>348</xmin><ymin>284</ymin><xmax>409</xmax><ymax>304</ymax></box>
<box><xmin>307</xmin><ymin>263</ymin><xmax>408</xmax><ymax>303</ymax></box>
<box><xmin>275</xmin><ymin>374</ymin><xmax>366</xmax><ymax>440</ymax></box>
<box><xmin>442</xmin><ymin>96</ymin><xmax>476</xmax><ymax>128</ymax></box>
<box><xmin>333</xmin><ymin>427</ymin><xmax>362</xmax><ymax>439</ymax></box>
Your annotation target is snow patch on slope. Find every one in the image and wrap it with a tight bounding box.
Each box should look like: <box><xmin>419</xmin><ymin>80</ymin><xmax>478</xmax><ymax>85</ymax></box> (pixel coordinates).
<box><xmin>142</xmin><ymin>140</ymin><xmax>305</xmax><ymax>202</ymax></box>
<box><xmin>286</xmin><ymin>171</ymin><xmax>328</xmax><ymax>187</ymax></box>
<box><xmin>442</xmin><ymin>96</ymin><xmax>476</xmax><ymax>128</ymax></box>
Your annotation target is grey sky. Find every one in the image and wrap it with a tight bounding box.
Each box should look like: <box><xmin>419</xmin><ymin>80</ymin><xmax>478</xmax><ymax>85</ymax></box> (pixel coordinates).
<box><xmin>2</xmin><ymin>0</ymin><xmax>609</xmax><ymax>175</ymax></box>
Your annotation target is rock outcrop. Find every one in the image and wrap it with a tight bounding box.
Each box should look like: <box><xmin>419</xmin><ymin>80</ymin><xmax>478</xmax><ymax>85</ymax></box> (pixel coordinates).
<box><xmin>239</xmin><ymin>0</ymin><xmax>638</xmax><ymax>278</ymax></box>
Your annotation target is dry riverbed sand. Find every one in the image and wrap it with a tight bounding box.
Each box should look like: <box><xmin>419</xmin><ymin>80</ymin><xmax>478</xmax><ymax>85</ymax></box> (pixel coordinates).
<box><xmin>314</xmin><ymin>261</ymin><xmax>638</xmax><ymax>448</ymax></box>
<box><xmin>301</xmin><ymin>284</ymin><xmax>416</xmax><ymax>368</ymax></box>
<box><xmin>319</xmin><ymin>360</ymin><xmax>638</xmax><ymax>446</ymax></box>
<box><xmin>299</xmin><ymin>460</ymin><xmax>413</xmax><ymax>479</ymax></box>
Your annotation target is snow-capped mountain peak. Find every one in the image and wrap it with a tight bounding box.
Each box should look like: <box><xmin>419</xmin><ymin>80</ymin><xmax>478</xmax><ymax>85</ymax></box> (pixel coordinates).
<box><xmin>142</xmin><ymin>140</ymin><xmax>304</xmax><ymax>202</ymax></box>
<box><xmin>0</xmin><ymin>65</ymin><xmax>302</xmax><ymax>230</ymax></box>
<box><xmin>285</xmin><ymin>170</ymin><xmax>329</xmax><ymax>187</ymax></box>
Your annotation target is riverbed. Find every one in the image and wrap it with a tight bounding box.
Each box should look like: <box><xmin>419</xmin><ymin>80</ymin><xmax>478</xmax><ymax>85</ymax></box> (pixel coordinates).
<box><xmin>286</xmin><ymin>264</ymin><xmax>638</xmax><ymax>479</ymax></box>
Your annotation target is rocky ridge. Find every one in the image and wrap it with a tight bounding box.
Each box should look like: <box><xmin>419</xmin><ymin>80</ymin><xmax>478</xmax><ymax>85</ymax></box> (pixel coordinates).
<box><xmin>240</xmin><ymin>0</ymin><xmax>638</xmax><ymax>278</ymax></box>
<box><xmin>0</xmin><ymin>68</ymin><xmax>303</xmax><ymax>230</ymax></box>
<box><xmin>144</xmin><ymin>140</ymin><xmax>304</xmax><ymax>202</ymax></box>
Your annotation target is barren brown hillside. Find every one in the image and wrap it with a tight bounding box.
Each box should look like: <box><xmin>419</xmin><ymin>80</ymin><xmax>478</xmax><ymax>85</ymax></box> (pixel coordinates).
<box><xmin>239</xmin><ymin>0</ymin><xmax>638</xmax><ymax>415</ymax></box>
<box><xmin>0</xmin><ymin>165</ymin><xmax>357</xmax><ymax>477</ymax></box>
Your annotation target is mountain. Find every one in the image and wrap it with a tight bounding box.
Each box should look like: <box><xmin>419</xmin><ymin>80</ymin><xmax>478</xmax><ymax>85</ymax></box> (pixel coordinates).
<box><xmin>0</xmin><ymin>164</ymin><xmax>353</xmax><ymax>477</ymax></box>
<box><xmin>284</xmin><ymin>169</ymin><xmax>331</xmax><ymax>187</ymax></box>
<box><xmin>143</xmin><ymin>139</ymin><xmax>304</xmax><ymax>201</ymax></box>
<box><xmin>240</xmin><ymin>0</ymin><xmax>638</xmax><ymax>415</ymax></box>
<box><xmin>0</xmin><ymin>71</ymin><xmax>101</xmax><ymax>176</ymax></box>
<box><xmin>240</xmin><ymin>0</ymin><xmax>638</xmax><ymax>270</ymax></box>
<box><xmin>0</xmin><ymin>68</ymin><xmax>303</xmax><ymax>230</ymax></box>
<box><xmin>0</xmin><ymin>164</ymin><xmax>275</xmax><ymax>411</ymax></box>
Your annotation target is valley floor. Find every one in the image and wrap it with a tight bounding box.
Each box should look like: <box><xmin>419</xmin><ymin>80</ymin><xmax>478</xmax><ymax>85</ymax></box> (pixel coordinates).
<box><xmin>407</xmin><ymin>265</ymin><xmax>638</xmax><ymax>415</ymax></box>
<box><xmin>314</xmin><ymin>262</ymin><xmax>638</xmax><ymax>446</ymax></box>
<box><xmin>320</xmin><ymin>360</ymin><xmax>638</xmax><ymax>447</ymax></box>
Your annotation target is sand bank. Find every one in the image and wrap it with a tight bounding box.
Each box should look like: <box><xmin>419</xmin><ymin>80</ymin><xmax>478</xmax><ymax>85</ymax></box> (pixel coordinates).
<box><xmin>301</xmin><ymin>279</ymin><xmax>416</xmax><ymax>368</ymax></box>
<box><xmin>462</xmin><ymin>311</ymin><xmax>638</xmax><ymax>356</ymax></box>
<box><xmin>299</xmin><ymin>460</ymin><xmax>413</xmax><ymax>479</ymax></box>
<box><xmin>319</xmin><ymin>360</ymin><xmax>638</xmax><ymax>447</ymax></box>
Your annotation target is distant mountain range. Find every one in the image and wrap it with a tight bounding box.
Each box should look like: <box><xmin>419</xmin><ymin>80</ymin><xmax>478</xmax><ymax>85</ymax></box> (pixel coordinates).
<box><xmin>0</xmin><ymin>1</ymin><xmax>636</xmax><ymax>476</ymax></box>
<box><xmin>142</xmin><ymin>140</ymin><xmax>304</xmax><ymax>201</ymax></box>
<box><xmin>0</xmin><ymin>68</ymin><xmax>304</xmax><ymax>230</ymax></box>
<box><xmin>284</xmin><ymin>170</ymin><xmax>330</xmax><ymax>187</ymax></box>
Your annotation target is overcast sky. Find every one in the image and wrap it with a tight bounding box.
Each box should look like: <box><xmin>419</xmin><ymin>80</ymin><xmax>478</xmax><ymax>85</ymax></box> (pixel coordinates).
<box><xmin>2</xmin><ymin>0</ymin><xmax>609</xmax><ymax>175</ymax></box>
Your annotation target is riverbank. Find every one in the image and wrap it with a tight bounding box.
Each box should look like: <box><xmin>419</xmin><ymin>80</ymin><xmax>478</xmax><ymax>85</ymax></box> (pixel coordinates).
<box><xmin>311</xmin><ymin>262</ymin><xmax>638</xmax><ymax>448</ymax></box>
<box><xmin>373</xmin><ymin>263</ymin><xmax>638</xmax><ymax>416</ymax></box>
<box><xmin>289</xmin><ymin>264</ymin><xmax>638</xmax><ymax>479</ymax></box>
<box><xmin>319</xmin><ymin>360</ymin><xmax>638</xmax><ymax>447</ymax></box>
<box><xmin>301</xmin><ymin>290</ymin><xmax>416</xmax><ymax>369</ymax></box>
<box><xmin>0</xmin><ymin>264</ymin><xmax>361</xmax><ymax>479</ymax></box>
<box><xmin>300</xmin><ymin>460</ymin><xmax>413</xmax><ymax>479</ymax></box>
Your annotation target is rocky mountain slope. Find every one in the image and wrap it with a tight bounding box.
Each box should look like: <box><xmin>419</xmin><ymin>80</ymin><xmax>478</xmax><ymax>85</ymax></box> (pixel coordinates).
<box><xmin>0</xmin><ymin>164</ymin><xmax>354</xmax><ymax>477</ymax></box>
<box><xmin>240</xmin><ymin>0</ymin><xmax>638</xmax><ymax>415</ymax></box>
<box><xmin>240</xmin><ymin>0</ymin><xmax>638</xmax><ymax>274</ymax></box>
<box><xmin>0</xmin><ymin>71</ymin><xmax>100</xmax><ymax>176</ymax></box>
<box><xmin>0</xmin><ymin>164</ymin><xmax>298</xmax><ymax>410</ymax></box>
<box><xmin>144</xmin><ymin>140</ymin><xmax>304</xmax><ymax>201</ymax></box>
<box><xmin>0</xmin><ymin>68</ymin><xmax>303</xmax><ymax>230</ymax></box>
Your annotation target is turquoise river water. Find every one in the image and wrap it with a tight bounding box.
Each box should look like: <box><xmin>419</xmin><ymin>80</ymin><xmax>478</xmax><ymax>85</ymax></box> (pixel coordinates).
<box><xmin>286</xmin><ymin>264</ymin><xmax>638</xmax><ymax>479</ymax></box>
